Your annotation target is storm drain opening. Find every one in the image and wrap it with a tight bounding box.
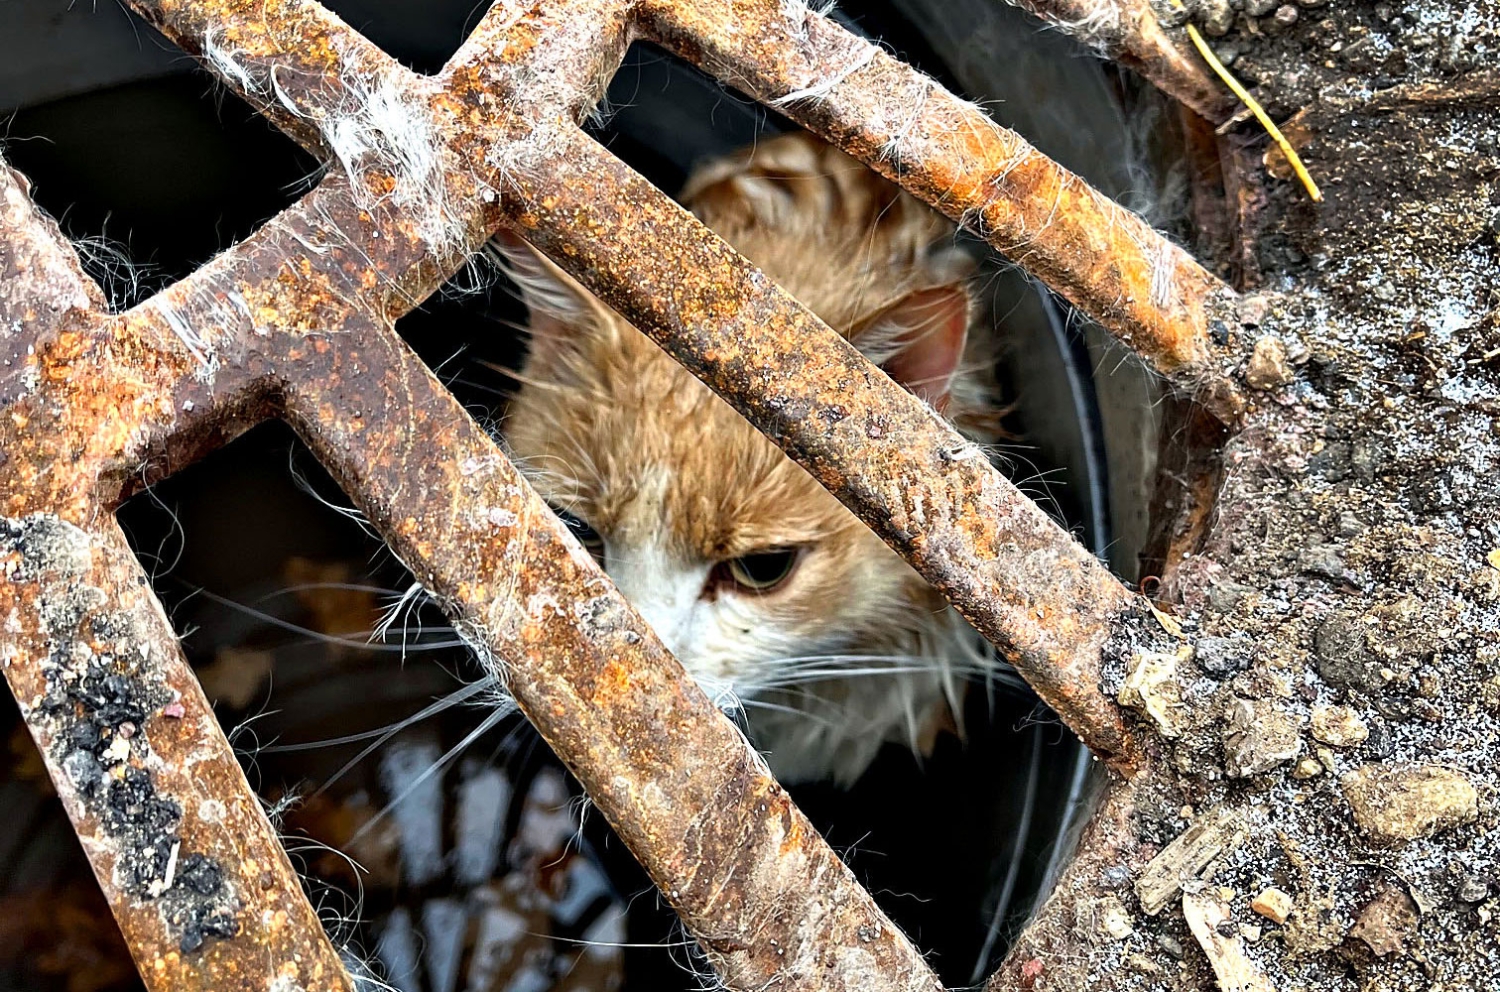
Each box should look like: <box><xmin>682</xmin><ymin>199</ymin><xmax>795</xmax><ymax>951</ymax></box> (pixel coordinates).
<box><xmin>0</xmin><ymin>1</ymin><xmax>1208</xmax><ymax>991</ymax></box>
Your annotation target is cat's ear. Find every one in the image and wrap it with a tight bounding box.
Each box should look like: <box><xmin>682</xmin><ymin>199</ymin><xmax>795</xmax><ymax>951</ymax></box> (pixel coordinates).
<box><xmin>488</xmin><ymin>229</ymin><xmax>599</xmax><ymax>366</ymax></box>
<box><xmin>851</xmin><ymin>286</ymin><xmax>971</xmax><ymax>411</ymax></box>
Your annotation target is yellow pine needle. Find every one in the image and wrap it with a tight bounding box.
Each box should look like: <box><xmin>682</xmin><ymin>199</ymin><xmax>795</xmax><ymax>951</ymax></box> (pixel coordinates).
<box><xmin>1168</xmin><ymin>1</ymin><xmax>1323</xmax><ymax>202</ymax></box>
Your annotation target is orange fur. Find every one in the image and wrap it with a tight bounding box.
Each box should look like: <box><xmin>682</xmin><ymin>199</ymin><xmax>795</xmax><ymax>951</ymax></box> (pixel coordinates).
<box><xmin>499</xmin><ymin>134</ymin><xmax>1001</xmax><ymax>784</ymax></box>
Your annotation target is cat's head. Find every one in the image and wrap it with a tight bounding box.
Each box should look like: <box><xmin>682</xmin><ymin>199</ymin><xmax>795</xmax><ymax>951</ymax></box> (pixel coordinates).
<box><xmin>497</xmin><ymin>134</ymin><xmax>995</xmax><ymax>783</ymax></box>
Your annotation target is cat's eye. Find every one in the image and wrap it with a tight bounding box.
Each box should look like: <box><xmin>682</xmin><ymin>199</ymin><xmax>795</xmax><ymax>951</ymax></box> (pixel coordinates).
<box><xmin>551</xmin><ymin>506</ymin><xmax>605</xmax><ymax>562</ymax></box>
<box><xmin>722</xmin><ymin>549</ymin><xmax>800</xmax><ymax>593</ymax></box>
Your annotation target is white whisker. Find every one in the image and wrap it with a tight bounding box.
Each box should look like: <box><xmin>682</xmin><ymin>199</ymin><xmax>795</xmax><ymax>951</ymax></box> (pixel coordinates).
<box><xmin>190</xmin><ymin>587</ymin><xmax>469</xmax><ymax>653</ymax></box>
<box><xmin>347</xmin><ymin>700</ymin><xmax>519</xmax><ymax>848</ymax></box>
<box><xmin>265</xmin><ymin>678</ymin><xmax>499</xmax><ymax>753</ymax></box>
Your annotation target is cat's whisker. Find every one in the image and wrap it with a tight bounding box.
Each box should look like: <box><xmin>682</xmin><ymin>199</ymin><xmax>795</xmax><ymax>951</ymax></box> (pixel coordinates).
<box><xmin>307</xmin><ymin>680</ymin><xmax>513</xmax><ymax>800</ymax></box>
<box><xmin>188</xmin><ymin>587</ymin><xmax>469</xmax><ymax>653</ymax></box>
<box><xmin>264</xmin><ymin>677</ymin><xmax>499</xmax><ymax>753</ymax></box>
<box><xmin>754</xmin><ymin>665</ymin><xmax>946</xmax><ymax>685</ymax></box>
<box><xmin>346</xmin><ymin>699</ymin><xmax>519</xmax><ymax>848</ymax></box>
<box><xmin>736</xmin><ymin>696</ymin><xmax>841</xmax><ymax>729</ymax></box>
<box><xmin>287</xmin><ymin>446</ymin><xmax>379</xmax><ymax>539</ymax></box>
<box><xmin>256</xmin><ymin>581</ymin><xmax>406</xmax><ymax>599</ymax></box>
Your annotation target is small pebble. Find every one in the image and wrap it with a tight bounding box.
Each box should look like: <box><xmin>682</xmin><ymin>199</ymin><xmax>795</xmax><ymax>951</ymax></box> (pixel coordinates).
<box><xmin>1246</xmin><ymin>335</ymin><xmax>1294</xmax><ymax>390</ymax></box>
<box><xmin>1292</xmin><ymin>756</ymin><xmax>1324</xmax><ymax>779</ymax></box>
<box><xmin>162</xmin><ymin>701</ymin><xmax>186</xmax><ymax>719</ymax></box>
<box><xmin>1351</xmin><ymin>885</ymin><xmax>1419</xmax><ymax>957</ymax></box>
<box><xmin>1098</xmin><ymin>896</ymin><xmax>1135</xmax><ymax>939</ymax></box>
<box><xmin>1223</xmin><ymin>697</ymin><xmax>1302</xmax><ymax>778</ymax></box>
<box><xmin>1457</xmin><ymin>874</ymin><xmax>1490</xmax><ymax>904</ymax></box>
<box><xmin>62</xmin><ymin>748</ymin><xmax>103</xmax><ymax>794</ymax></box>
<box><xmin>1314</xmin><ymin>616</ymin><xmax>1380</xmax><ymax>691</ymax></box>
<box><xmin>1274</xmin><ymin>4</ymin><xmax>1299</xmax><ymax>27</ymax></box>
<box><xmin>1299</xmin><ymin>545</ymin><xmax>1348</xmax><ymax>582</ymax></box>
<box><xmin>1199</xmin><ymin>0</ymin><xmax>1235</xmax><ymax>35</ymax></box>
<box><xmin>1237</xmin><ymin>294</ymin><xmax>1272</xmax><ymax>326</ymax></box>
<box><xmin>1311</xmin><ymin>704</ymin><xmax>1369</xmax><ymax>747</ymax></box>
<box><xmin>1250</xmin><ymin>887</ymin><xmax>1295</xmax><ymax>924</ymax></box>
<box><xmin>1196</xmin><ymin>636</ymin><xmax>1251</xmax><ymax>677</ymax></box>
<box><xmin>101</xmin><ymin>735</ymin><xmax>131</xmax><ymax>766</ymax></box>
<box><xmin>1245</xmin><ymin>0</ymin><xmax>1278</xmax><ymax>14</ymax></box>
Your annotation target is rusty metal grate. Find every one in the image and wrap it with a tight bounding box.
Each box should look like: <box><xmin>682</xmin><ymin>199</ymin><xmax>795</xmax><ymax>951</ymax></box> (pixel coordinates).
<box><xmin>0</xmin><ymin>1</ymin><xmax>1237</xmax><ymax>989</ymax></box>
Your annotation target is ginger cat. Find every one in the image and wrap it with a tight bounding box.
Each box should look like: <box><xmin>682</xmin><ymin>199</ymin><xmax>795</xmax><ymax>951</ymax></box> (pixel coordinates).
<box><xmin>497</xmin><ymin>133</ymin><xmax>1002</xmax><ymax>785</ymax></box>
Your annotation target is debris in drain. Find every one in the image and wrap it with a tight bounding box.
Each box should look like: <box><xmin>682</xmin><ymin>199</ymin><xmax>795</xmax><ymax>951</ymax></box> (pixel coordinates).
<box><xmin>1096</xmin><ymin>895</ymin><xmax>1135</xmax><ymax>939</ymax></box>
<box><xmin>1136</xmin><ymin>808</ymin><xmax>1247</xmax><ymax>915</ymax></box>
<box><xmin>1222</xmin><ymin>697</ymin><xmax>1301</xmax><ymax>778</ymax></box>
<box><xmin>1340</xmin><ymin>763</ymin><xmax>1478</xmax><ymax>844</ymax></box>
<box><xmin>1313</xmin><ymin>615</ymin><xmax>1382</xmax><ymax>692</ymax></box>
<box><xmin>1249</xmin><ymin>887</ymin><xmax>1294</xmax><ymax>925</ymax></box>
<box><xmin>1348</xmin><ymin>883</ymin><xmax>1420</xmax><ymax>958</ymax></box>
<box><xmin>1118</xmin><ymin>648</ymin><xmax>1190</xmax><ymax>738</ymax></box>
<box><xmin>277</xmin><ymin>743</ymin><xmax>629</xmax><ymax>990</ymax></box>
<box><xmin>1309</xmin><ymin>704</ymin><xmax>1368</xmax><ymax>747</ymax></box>
<box><xmin>1291</xmin><ymin>757</ymin><xmax>1324</xmax><ymax>780</ymax></box>
<box><xmin>1195</xmin><ymin>636</ymin><xmax>1250</xmax><ymax>677</ymax></box>
<box><xmin>1182</xmin><ymin>886</ymin><xmax>1275</xmax><ymax>992</ymax></box>
<box><xmin>1245</xmin><ymin>336</ymin><xmax>1293</xmax><ymax>390</ymax></box>
<box><xmin>1454</xmin><ymin>871</ymin><xmax>1491</xmax><ymax>904</ymax></box>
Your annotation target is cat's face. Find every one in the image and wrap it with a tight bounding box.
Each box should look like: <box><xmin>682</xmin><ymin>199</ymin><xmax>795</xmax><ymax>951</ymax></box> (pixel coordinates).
<box><xmin>504</xmin><ymin>307</ymin><xmax>944</xmax><ymax>694</ymax></box>
<box><xmin>498</xmin><ymin>134</ymin><xmax>993</xmax><ymax>784</ymax></box>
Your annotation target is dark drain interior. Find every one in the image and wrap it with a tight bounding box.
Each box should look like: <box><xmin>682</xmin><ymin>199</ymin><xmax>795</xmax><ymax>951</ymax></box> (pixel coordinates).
<box><xmin>0</xmin><ymin>2</ymin><xmax>1173</xmax><ymax>989</ymax></box>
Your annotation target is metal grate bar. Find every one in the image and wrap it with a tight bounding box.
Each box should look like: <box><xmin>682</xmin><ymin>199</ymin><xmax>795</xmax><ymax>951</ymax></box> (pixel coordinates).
<box><xmin>1</xmin><ymin>168</ymin><xmax>355</xmax><ymax>992</ymax></box>
<box><xmin>637</xmin><ymin>0</ymin><xmax>1241</xmax><ymax>419</ymax></box>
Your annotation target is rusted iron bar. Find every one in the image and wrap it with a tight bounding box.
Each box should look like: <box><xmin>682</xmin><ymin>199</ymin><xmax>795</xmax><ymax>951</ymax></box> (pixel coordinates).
<box><xmin>0</xmin><ymin>168</ymin><xmax>354</xmax><ymax>991</ymax></box>
<box><xmin>0</xmin><ymin>166</ymin><xmax>106</xmax><ymax>339</ymax></box>
<box><xmin>498</xmin><ymin>125</ymin><xmax>1144</xmax><ymax>769</ymax></box>
<box><xmin>996</xmin><ymin>0</ymin><xmax>1233</xmax><ymax>122</ymax></box>
<box><xmin>638</xmin><ymin>0</ymin><xmax>1242</xmax><ymax>419</ymax></box>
